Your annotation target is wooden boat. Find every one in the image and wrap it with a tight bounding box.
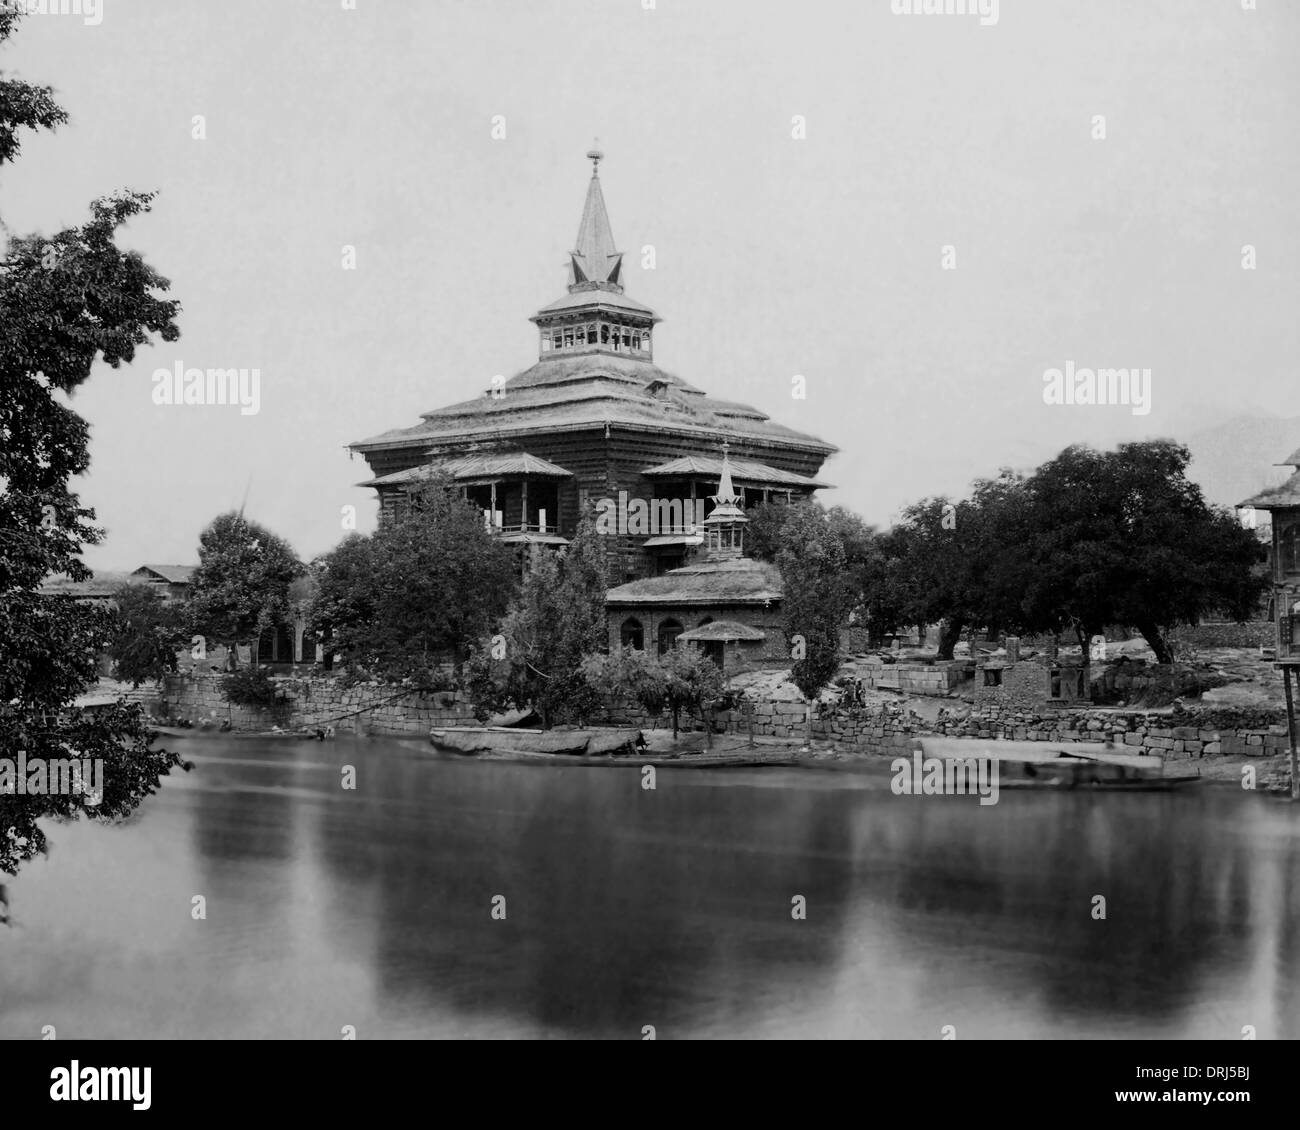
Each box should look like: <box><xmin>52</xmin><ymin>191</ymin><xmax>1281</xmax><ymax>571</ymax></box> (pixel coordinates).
<box><xmin>429</xmin><ymin>726</ymin><xmax>643</xmax><ymax>758</ymax></box>
<box><xmin>917</xmin><ymin>737</ymin><xmax>1202</xmax><ymax>791</ymax></box>
<box><xmin>428</xmin><ymin>727</ymin><xmax>797</xmax><ymax>767</ymax></box>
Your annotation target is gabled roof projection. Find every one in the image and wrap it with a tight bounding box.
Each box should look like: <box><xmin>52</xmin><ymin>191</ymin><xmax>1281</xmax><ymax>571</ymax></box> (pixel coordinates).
<box><xmin>132</xmin><ymin>564</ymin><xmax>197</xmax><ymax>583</ymax></box>
<box><xmin>362</xmin><ymin>452</ymin><xmax>573</xmax><ymax>488</ymax></box>
<box><xmin>1240</xmin><ymin>441</ymin><xmax>1300</xmax><ymax>510</ymax></box>
<box><xmin>1241</xmin><ymin>472</ymin><xmax>1300</xmax><ymax>511</ymax></box>
<box><xmin>641</xmin><ymin>455</ymin><xmax>832</xmax><ymax>489</ymax></box>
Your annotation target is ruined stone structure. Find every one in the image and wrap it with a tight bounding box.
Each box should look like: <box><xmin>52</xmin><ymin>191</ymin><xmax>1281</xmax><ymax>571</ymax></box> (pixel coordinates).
<box><xmin>973</xmin><ymin>639</ymin><xmax>1090</xmax><ymax>710</ymax></box>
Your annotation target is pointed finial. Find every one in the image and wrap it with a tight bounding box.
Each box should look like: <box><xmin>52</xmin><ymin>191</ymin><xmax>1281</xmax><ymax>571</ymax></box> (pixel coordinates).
<box><xmin>587</xmin><ymin>138</ymin><xmax>604</xmax><ymax>174</ymax></box>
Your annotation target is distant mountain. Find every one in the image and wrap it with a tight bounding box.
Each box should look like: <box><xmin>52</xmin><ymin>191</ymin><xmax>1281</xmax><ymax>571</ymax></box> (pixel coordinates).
<box><xmin>1183</xmin><ymin>414</ymin><xmax>1300</xmax><ymax>514</ymax></box>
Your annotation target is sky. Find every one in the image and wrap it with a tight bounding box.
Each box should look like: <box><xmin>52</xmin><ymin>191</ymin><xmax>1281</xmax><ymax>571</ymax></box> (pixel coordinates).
<box><xmin>2</xmin><ymin>0</ymin><xmax>1298</xmax><ymax>571</ymax></box>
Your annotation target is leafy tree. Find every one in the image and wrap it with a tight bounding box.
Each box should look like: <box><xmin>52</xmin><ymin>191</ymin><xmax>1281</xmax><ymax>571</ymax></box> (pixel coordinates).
<box><xmin>744</xmin><ymin>501</ymin><xmax>796</xmax><ymax>562</ymax></box>
<box><xmin>861</xmin><ymin>474</ymin><xmax>1026</xmax><ymax>658</ymax></box>
<box><xmin>777</xmin><ymin>505</ymin><xmax>854</xmax><ymax>703</ymax></box>
<box><xmin>466</xmin><ymin>516</ymin><xmax>608</xmax><ymax>727</ymax></box>
<box><xmin>866</xmin><ymin>442</ymin><xmax>1267</xmax><ymax>665</ymax></box>
<box><xmin>309</xmin><ymin>478</ymin><xmax>517</xmax><ymax>684</ymax></box>
<box><xmin>106</xmin><ymin>583</ymin><xmax>187</xmax><ymax>686</ymax></box>
<box><xmin>222</xmin><ymin>666</ymin><xmax>285</xmax><ymax>708</ymax></box>
<box><xmin>304</xmin><ymin>536</ymin><xmax>376</xmax><ymax>674</ymax></box>
<box><xmin>0</xmin><ymin>11</ymin><xmax>187</xmax><ymax>880</ymax></box>
<box><xmin>749</xmin><ymin>501</ymin><xmax>883</xmax><ymax>633</ymax></box>
<box><xmin>187</xmin><ymin>513</ymin><xmax>303</xmax><ymax>668</ymax></box>
<box><xmin>1009</xmin><ymin>442</ymin><xmax>1267</xmax><ymax>662</ymax></box>
<box><xmin>584</xmin><ymin>645</ymin><xmax>725</xmax><ymax>743</ymax></box>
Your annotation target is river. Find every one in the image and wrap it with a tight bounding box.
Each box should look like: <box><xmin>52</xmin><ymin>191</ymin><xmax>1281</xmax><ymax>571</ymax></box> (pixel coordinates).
<box><xmin>2</xmin><ymin>735</ymin><xmax>1297</xmax><ymax>1039</ymax></box>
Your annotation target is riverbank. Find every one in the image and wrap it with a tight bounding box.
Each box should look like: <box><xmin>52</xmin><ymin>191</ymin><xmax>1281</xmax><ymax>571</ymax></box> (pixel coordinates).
<box><xmin>153</xmin><ymin>720</ymin><xmax>1293</xmax><ymax>792</ymax></box>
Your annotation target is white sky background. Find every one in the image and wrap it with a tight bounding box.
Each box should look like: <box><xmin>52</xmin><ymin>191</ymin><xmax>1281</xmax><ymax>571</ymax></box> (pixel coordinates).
<box><xmin>2</xmin><ymin>0</ymin><xmax>1298</xmax><ymax>571</ymax></box>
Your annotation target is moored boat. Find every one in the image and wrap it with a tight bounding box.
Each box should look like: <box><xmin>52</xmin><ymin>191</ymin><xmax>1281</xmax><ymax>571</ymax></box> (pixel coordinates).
<box><xmin>918</xmin><ymin>737</ymin><xmax>1202</xmax><ymax>791</ymax></box>
<box><xmin>429</xmin><ymin>726</ymin><xmax>643</xmax><ymax>757</ymax></box>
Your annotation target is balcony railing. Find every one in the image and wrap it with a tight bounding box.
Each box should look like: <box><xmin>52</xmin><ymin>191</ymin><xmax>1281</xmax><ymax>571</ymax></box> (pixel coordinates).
<box><xmin>481</xmin><ymin>511</ymin><xmax>557</xmax><ymax>537</ymax></box>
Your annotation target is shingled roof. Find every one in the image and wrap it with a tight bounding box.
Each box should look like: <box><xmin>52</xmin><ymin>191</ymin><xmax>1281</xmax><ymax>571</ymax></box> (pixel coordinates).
<box><xmin>1240</xmin><ymin>471</ymin><xmax>1300</xmax><ymax>511</ymax></box>
<box><xmin>362</xmin><ymin>452</ymin><xmax>573</xmax><ymax>488</ymax></box>
<box><xmin>605</xmin><ymin>557</ymin><xmax>783</xmax><ymax>606</ymax></box>
<box><xmin>642</xmin><ymin>455</ymin><xmax>832</xmax><ymax>489</ymax></box>
<box><xmin>350</xmin><ymin>355</ymin><xmax>834</xmax><ymax>455</ymax></box>
<box><xmin>133</xmin><ymin>564</ymin><xmax>197</xmax><ymax>584</ymax></box>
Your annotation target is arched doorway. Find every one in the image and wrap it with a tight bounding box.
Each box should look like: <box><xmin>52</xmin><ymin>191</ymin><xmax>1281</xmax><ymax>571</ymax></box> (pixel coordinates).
<box><xmin>657</xmin><ymin>618</ymin><xmax>682</xmax><ymax>655</ymax></box>
<box><xmin>620</xmin><ymin>617</ymin><xmax>644</xmax><ymax>651</ymax></box>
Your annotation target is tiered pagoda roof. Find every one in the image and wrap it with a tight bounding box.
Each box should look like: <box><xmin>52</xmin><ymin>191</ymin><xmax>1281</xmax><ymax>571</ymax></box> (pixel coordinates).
<box><xmin>350</xmin><ymin>146</ymin><xmax>835</xmax><ymax>465</ymax></box>
<box><xmin>350</xmin><ymin>354</ymin><xmax>833</xmax><ymax>456</ymax></box>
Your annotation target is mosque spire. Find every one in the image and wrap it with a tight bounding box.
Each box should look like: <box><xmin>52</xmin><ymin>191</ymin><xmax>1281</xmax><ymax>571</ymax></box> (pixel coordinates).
<box><xmin>704</xmin><ymin>442</ymin><xmax>748</xmax><ymax>559</ymax></box>
<box><xmin>569</xmin><ymin>140</ymin><xmax>624</xmax><ymax>292</ymax></box>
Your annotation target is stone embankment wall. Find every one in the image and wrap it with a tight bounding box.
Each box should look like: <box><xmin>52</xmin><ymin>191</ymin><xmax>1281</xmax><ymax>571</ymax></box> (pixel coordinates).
<box><xmin>154</xmin><ymin>673</ymin><xmax>477</xmax><ymax>735</ymax></box>
<box><xmin>705</xmin><ymin>700</ymin><xmax>1292</xmax><ymax>760</ymax></box>
<box><xmin>144</xmin><ymin>674</ymin><xmax>1292</xmax><ymax>763</ymax></box>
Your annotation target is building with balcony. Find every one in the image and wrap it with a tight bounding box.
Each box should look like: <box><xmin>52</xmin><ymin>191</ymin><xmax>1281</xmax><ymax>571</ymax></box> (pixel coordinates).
<box><xmin>349</xmin><ymin>147</ymin><xmax>836</xmax><ymax>584</ymax></box>
<box><xmin>1240</xmin><ymin>443</ymin><xmax>1300</xmax><ymax>666</ymax></box>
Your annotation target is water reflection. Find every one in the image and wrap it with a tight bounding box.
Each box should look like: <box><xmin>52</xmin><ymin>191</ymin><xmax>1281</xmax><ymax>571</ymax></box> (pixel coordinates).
<box><xmin>1</xmin><ymin>736</ymin><xmax>1296</xmax><ymax>1039</ymax></box>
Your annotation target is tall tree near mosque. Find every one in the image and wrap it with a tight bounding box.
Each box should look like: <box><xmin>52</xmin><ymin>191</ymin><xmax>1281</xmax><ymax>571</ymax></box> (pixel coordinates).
<box><xmin>778</xmin><ymin>506</ymin><xmax>854</xmax><ymax>707</ymax></box>
<box><xmin>0</xmin><ymin>12</ymin><xmax>187</xmax><ymax>882</ymax></box>
<box><xmin>308</xmin><ymin>478</ymin><xmax>517</xmax><ymax>683</ymax></box>
<box><xmin>466</xmin><ymin>516</ymin><xmax>609</xmax><ymax>728</ymax></box>
<box><xmin>187</xmin><ymin>513</ymin><xmax>304</xmax><ymax>669</ymax></box>
<box><xmin>751</xmin><ymin>501</ymin><xmax>884</xmax><ymax>626</ymax></box>
<box><xmin>870</xmin><ymin>475</ymin><xmax>1025</xmax><ymax>658</ymax></box>
<box><xmin>106</xmin><ymin>583</ymin><xmax>189</xmax><ymax>687</ymax></box>
<box><xmin>1009</xmin><ymin>442</ymin><xmax>1266</xmax><ymax>662</ymax></box>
